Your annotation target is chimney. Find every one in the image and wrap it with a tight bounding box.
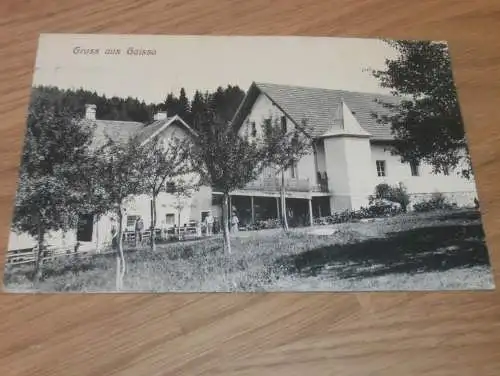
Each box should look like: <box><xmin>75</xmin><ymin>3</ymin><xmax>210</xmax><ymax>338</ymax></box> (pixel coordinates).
<box><xmin>85</xmin><ymin>104</ymin><xmax>97</xmax><ymax>120</ymax></box>
<box><xmin>153</xmin><ymin>111</ymin><xmax>168</xmax><ymax>121</ymax></box>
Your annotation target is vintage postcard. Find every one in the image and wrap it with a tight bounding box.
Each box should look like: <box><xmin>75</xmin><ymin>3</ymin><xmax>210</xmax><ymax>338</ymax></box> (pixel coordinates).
<box><xmin>3</xmin><ymin>33</ymin><xmax>494</xmax><ymax>292</ymax></box>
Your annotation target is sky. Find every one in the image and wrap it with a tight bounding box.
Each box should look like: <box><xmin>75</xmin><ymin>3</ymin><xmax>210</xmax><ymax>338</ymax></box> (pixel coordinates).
<box><xmin>33</xmin><ymin>34</ymin><xmax>400</xmax><ymax>104</ymax></box>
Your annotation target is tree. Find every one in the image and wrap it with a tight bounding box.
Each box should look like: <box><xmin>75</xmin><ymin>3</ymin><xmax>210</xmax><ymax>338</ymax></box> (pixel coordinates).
<box><xmin>188</xmin><ymin>86</ymin><xmax>245</xmax><ymax>133</ymax></box>
<box><xmin>95</xmin><ymin>136</ymin><xmax>150</xmax><ymax>290</ymax></box>
<box><xmin>12</xmin><ymin>88</ymin><xmax>95</xmax><ymax>283</ymax></box>
<box><xmin>169</xmin><ymin>179</ymin><xmax>197</xmax><ymax>240</ymax></box>
<box><xmin>178</xmin><ymin>88</ymin><xmax>190</xmax><ymax>120</ymax></box>
<box><xmin>190</xmin><ymin>90</ymin><xmax>208</xmax><ymax>131</ymax></box>
<box><xmin>261</xmin><ymin>117</ymin><xmax>313</xmax><ymax>231</ymax></box>
<box><xmin>33</xmin><ymin>86</ymin><xmax>156</xmax><ymax>123</ymax></box>
<box><xmin>371</xmin><ymin>40</ymin><xmax>471</xmax><ymax>178</ymax></box>
<box><xmin>164</xmin><ymin>93</ymin><xmax>179</xmax><ymax>118</ymax></box>
<box><xmin>209</xmin><ymin>85</ymin><xmax>245</xmax><ymax>124</ymax></box>
<box><xmin>141</xmin><ymin>135</ymin><xmax>194</xmax><ymax>251</ymax></box>
<box><xmin>189</xmin><ymin>111</ymin><xmax>266</xmax><ymax>253</ymax></box>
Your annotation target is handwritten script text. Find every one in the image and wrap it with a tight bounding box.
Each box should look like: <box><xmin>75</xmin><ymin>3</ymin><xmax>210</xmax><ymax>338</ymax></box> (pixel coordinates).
<box><xmin>72</xmin><ymin>47</ymin><xmax>157</xmax><ymax>56</ymax></box>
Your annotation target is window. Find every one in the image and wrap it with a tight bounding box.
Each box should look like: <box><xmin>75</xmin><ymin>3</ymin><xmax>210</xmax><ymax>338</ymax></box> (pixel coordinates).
<box><xmin>264</xmin><ymin>166</ymin><xmax>274</xmax><ymax>178</ymax></box>
<box><xmin>76</xmin><ymin>214</ymin><xmax>94</xmax><ymax>242</ymax></box>
<box><xmin>280</xmin><ymin>116</ymin><xmax>287</xmax><ymax>133</ymax></box>
<box><xmin>410</xmin><ymin>161</ymin><xmax>420</xmax><ymax>176</ymax></box>
<box><xmin>165</xmin><ymin>213</ymin><xmax>175</xmax><ymax>226</ymax></box>
<box><xmin>165</xmin><ymin>181</ymin><xmax>176</xmax><ymax>193</ymax></box>
<box><xmin>376</xmin><ymin>160</ymin><xmax>386</xmax><ymax>177</ymax></box>
<box><xmin>443</xmin><ymin>166</ymin><xmax>450</xmax><ymax>176</ymax></box>
<box><xmin>126</xmin><ymin>215</ymin><xmax>139</xmax><ymax>227</ymax></box>
<box><xmin>211</xmin><ymin>194</ymin><xmax>222</xmax><ymax>206</ymax></box>
<box><xmin>201</xmin><ymin>211</ymin><xmax>210</xmax><ymax>223</ymax></box>
<box><xmin>251</xmin><ymin>121</ymin><xmax>257</xmax><ymax>138</ymax></box>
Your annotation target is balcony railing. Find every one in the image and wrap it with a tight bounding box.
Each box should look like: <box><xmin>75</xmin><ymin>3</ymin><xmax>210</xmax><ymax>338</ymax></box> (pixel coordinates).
<box><xmin>241</xmin><ymin>177</ymin><xmax>328</xmax><ymax>193</ymax></box>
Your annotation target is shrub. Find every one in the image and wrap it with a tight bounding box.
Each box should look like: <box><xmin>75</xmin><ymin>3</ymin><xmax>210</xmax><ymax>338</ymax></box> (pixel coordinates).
<box><xmin>370</xmin><ymin>182</ymin><xmax>410</xmax><ymax>212</ymax></box>
<box><xmin>312</xmin><ymin>203</ymin><xmax>403</xmax><ymax>226</ymax></box>
<box><xmin>247</xmin><ymin>218</ymin><xmax>281</xmax><ymax>231</ymax></box>
<box><xmin>413</xmin><ymin>192</ymin><xmax>454</xmax><ymax>212</ymax></box>
<box><xmin>365</xmin><ymin>201</ymin><xmax>400</xmax><ymax>217</ymax></box>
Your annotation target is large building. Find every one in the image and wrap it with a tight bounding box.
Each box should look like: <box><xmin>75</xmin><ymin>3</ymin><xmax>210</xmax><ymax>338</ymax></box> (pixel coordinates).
<box><xmin>226</xmin><ymin>82</ymin><xmax>477</xmax><ymax>226</ymax></box>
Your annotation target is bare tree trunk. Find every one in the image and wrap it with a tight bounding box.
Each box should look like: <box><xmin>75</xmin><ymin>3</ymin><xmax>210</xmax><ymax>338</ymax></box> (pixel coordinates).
<box><xmin>177</xmin><ymin>210</ymin><xmax>181</xmax><ymax>240</ymax></box>
<box><xmin>150</xmin><ymin>194</ymin><xmax>157</xmax><ymax>251</ymax></box>
<box><xmin>222</xmin><ymin>192</ymin><xmax>232</xmax><ymax>254</ymax></box>
<box><xmin>281</xmin><ymin>170</ymin><xmax>289</xmax><ymax>232</ymax></box>
<box><xmin>115</xmin><ymin>251</ymin><xmax>121</xmax><ymax>291</ymax></box>
<box><xmin>116</xmin><ymin>208</ymin><xmax>126</xmax><ymax>290</ymax></box>
<box><xmin>33</xmin><ymin>223</ymin><xmax>45</xmax><ymax>284</ymax></box>
<box><xmin>95</xmin><ymin>215</ymin><xmax>100</xmax><ymax>253</ymax></box>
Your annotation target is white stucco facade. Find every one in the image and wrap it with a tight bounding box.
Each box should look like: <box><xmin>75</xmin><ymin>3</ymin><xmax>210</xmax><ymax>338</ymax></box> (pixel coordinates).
<box><xmin>238</xmin><ymin>93</ymin><xmax>318</xmax><ymax>184</ymax></box>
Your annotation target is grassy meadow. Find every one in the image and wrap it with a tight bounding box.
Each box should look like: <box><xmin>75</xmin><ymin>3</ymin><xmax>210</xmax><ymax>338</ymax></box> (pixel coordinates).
<box><xmin>3</xmin><ymin>209</ymin><xmax>494</xmax><ymax>292</ymax></box>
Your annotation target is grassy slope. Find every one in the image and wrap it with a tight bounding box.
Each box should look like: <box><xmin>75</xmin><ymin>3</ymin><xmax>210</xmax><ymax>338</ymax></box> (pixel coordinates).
<box><xmin>3</xmin><ymin>209</ymin><xmax>495</xmax><ymax>292</ymax></box>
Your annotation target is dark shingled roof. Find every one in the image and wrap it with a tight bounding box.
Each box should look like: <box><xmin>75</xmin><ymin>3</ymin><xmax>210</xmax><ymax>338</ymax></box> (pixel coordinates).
<box><xmin>135</xmin><ymin>119</ymin><xmax>168</xmax><ymax>144</ymax></box>
<box><xmin>85</xmin><ymin>115</ymin><xmax>196</xmax><ymax>150</ymax></box>
<box><xmin>233</xmin><ymin>82</ymin><xmax>401</xmax><ymax>141</ymax></box>
<box><xmin>85</xmin><ymin>119</ymin><xmax>145</xmax><ymax>149</ymax></box>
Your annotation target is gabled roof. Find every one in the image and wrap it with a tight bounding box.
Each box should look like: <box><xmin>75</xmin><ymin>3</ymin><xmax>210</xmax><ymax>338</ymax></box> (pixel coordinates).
<box><xmin>136</xmin><ymin>115</ymin><xmax>197</xmax><ymax>145</ymax></box>
<box><xmin>231</xmin><ymin>82</ymin><xmax>400</xmax><ymax>141</ymax></box>
<box><xmin>85</xmin><ymin>115</ymin><xmax>196</xmax><ymax>150</ymax></box>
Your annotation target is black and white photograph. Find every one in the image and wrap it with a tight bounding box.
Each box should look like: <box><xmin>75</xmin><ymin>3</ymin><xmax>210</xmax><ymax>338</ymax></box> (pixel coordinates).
<box><xmin>3</xmin><ymin>33</ymin><xmax>494</xmax><ymax>292</ymax></box>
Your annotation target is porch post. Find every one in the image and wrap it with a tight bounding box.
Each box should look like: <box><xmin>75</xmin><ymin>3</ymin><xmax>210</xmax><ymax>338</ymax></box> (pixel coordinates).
<box><xmin>276</xmin><ymin>197</ymin><xmax>280</xmax><ymax>219</ymax></box>
<box><xmin>229</xmin><ymin>195</ymin><xmax>232</xmax><ymax>217</ymax></box>
<box><xmin>250</xmin><ymin>196</ymin><xmax>255</xmax><ymax>223</ymax></box>
<box><xmin>308</xmin><ymin>197</ymin><xmax>313</xmax><ymax>226</ymax></box>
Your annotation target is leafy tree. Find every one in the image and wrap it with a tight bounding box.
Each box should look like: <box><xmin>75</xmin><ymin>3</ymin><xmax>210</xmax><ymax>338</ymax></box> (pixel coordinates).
<box><xmin>141</xmin><ymin>135</ymin><xmax>194</xmax><ymax>251</ymax></box>
<box><xmin>371</xmin><ymin>40</ymin><xmax>470</xmax><ymax>178</ymax></box>
<box><xmin>12</xmin><ymin>88</ymin><xmax>95</xmax><ymax>283</ymax></box>
<box><xmin>189</xmin><ymin>111</ymin><xmax>266</xmax><ymax>253</ymax></box>
<box><xmin>95</xmin><ymin>136</ymin><xmax>150</xmax><ymax>290</ymax></box>
<box><xmin>169</xmin><ymin>179</ymin><xmax>197</xmax><ymax>239</ymax></box>
<box><xmin>261</xmin><ymin>117</ymin><xmax>313</xmax><ymax>231</ymax></box>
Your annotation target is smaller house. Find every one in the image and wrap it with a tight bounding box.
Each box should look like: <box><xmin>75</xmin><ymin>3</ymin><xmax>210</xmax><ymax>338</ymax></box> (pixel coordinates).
<box><xmin>8</xmin><ymin>105</ymin><xmax>213</xmax><ymax>252</ymax></box>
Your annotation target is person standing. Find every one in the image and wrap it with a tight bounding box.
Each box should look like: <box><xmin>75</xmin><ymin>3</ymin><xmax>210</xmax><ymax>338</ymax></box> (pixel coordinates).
<box><xmin>135</xmin><ymin>216</ymin><xmax>144</xmax><ymax>247</ymax></box>
<box><xmin>160</xmin><ymin>220</ymin><xmax>168</xmax><ymax>241</ymax></box>
<box><xmin>231</xmin><ymin>212</ymin><xmax>239</xmax><ymax>234</ymax></box>
<box><xmin>110</xmin><ymin>217</ymin><xmax>118</xmax><ymax>251</ymax></box>
<box><xmin>205</xmin><ymin>212</ymin><xmax>214</xmax><ymax>236</ymax></box>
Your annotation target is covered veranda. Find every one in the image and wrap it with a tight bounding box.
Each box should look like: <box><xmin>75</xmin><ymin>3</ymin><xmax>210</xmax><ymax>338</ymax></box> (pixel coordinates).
<box><xmin>212</xmin><ymin>190</ymin><xmax>331</xmax><ymax>228</ymax></box>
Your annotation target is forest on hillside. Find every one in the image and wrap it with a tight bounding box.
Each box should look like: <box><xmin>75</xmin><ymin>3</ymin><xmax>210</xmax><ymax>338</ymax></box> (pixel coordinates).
<box><xmin>33</xmin><ymin>85</ymin><xmax>246</xmax><ymax>131</ymax></box>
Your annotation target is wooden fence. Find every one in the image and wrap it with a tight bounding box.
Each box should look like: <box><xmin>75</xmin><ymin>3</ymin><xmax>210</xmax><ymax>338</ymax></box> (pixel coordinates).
<box><xmin>5</xmin><ymin>226</ymin><xmax>202</xmax><ymax>267</ymax></box>
<box><xmin>5</xmin><ymin>246</ymin><xmax>94</xmax><ymax>266</ymax></box>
